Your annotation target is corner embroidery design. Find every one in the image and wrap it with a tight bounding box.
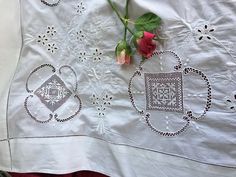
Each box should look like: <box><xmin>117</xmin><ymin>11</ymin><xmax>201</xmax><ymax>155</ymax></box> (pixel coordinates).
<box><xmin>24</xmin><ymin>64</ymin><xmax>82</xmax><ymax>123</ymax></box>
<box><xmin>128</xmin><ymin>50</ymin><xmax>212</xmax><ymax>136</ymax></box>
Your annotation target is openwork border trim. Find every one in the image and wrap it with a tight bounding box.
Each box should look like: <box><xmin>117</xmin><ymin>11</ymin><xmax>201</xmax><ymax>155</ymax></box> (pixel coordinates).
<box><xmin>41</xmin><ymin>0</ymin><xmax>61</xmax><ymax>7</ymax></box>
<box><xmin>183</xmin><ymin>67</ymin><xmax>212</xmax><ymax>120</ymax></box>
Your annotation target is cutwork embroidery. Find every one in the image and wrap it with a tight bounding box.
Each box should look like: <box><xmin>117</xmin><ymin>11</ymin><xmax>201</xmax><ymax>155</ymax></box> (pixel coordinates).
<box><xmin>25</xmin><ymin>64</ymin><xmax>82</xmax><ymax>123</ymax></box>
<box><xmin>145</xmin><ymin>72</ymin><xmax>184</xmax><ymax>113</ymax></box>
<box><xmin>76</xmin><ymin>1</ymin><xmax>86</xmax><ymax>15</ymax></box>
<box><xmin>93</xmin><ymin>49</ymin><xmax>103</xmax><ymax>62</ymax></box>
<box><xmin>37</xmin><ymin>26</ymin><xmax>58</xmax><ymax>54</ymax></box>
<box><xmin>46</xmin><ymin>26</ymin><xmax>57</xmax><ymax>36</ymax></box>
<box><xmin>91</xmin><ymin>93</ymin><xmax>113</xmax><ymax>135</ymax></box>
<box><xmin>37</xmin><ymin>34</ymin><xmax>48</xmax><ymax>46</ymax></box>
<box><xmin>128</xmin><ymin>50</ymin><xmax>212</xmax><ymax>136</ymax></box>
<box><xmin>47</xmin><ymin>43</ymin><xmax>58</xmax><ymax>53</ymax></box>
<box><xmin>41</xmin><ymin>0</ymin><xmax>61</xmax><ymax>7</ymax></box>
<box><xmin>196</xmin><ymin>24</ymin><xmax>215</xmax><ymax>41</ymax></box>
<box><xmin>224</xmin><ymin>93</ymin><xmax>236</xmax><ymax>112</ymax></box>
<box><xmin>76</xmin><ymin>30</ymin><xmax>86</xmax><ymax>42</ymax></box>
<box><xmin>35</xmin><ymin>74</ymin><xmax>72</xmax><ymax>112</ymax></box>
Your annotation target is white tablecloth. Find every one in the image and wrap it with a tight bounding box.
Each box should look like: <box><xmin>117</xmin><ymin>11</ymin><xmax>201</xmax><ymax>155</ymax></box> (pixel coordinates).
<box><xmin>0</xmin><ymin>0</ymin><xmax>236</xmax><ymax>176</ymax></box>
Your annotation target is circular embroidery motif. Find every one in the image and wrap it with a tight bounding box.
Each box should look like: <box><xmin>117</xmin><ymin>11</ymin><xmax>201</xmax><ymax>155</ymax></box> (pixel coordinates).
<box><xmin>24</xmin><ymin>64</ymin><xmax>82</xmax><ymax>123</ymax></box>
<box><xmin>128</xmin><ymin>51</ymin><xmax>212</xmax><ymax>136</ymax></box>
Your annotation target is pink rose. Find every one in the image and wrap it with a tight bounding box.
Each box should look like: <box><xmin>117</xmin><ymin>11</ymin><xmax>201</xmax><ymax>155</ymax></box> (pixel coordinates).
<box><xmin>136</xmin><ymin>31</ymin><xmax>157</xmax><ymax>59</ymax></box>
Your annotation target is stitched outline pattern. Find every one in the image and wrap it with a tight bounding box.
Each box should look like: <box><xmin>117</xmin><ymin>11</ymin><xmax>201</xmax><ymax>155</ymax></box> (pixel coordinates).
<box><xmin>24</xmin><ymin>64</ymin><xmax>82</xmax><ymax>123</ymax></box>
<box><xmin>128</xmin><ymin>50</ymin><xmax>212</xmax><ymax>136</ymax></box>
<box><xmin>41</xmin><ymin>0</ymin><xmax>61</xmax><ymax>7</ymax></box>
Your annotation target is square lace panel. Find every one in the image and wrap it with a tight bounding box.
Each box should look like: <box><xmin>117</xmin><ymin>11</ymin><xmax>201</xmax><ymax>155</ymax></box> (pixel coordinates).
<box><xmin>144</xmin><ymin>72</ymin><xmax>184</xmax><ymax>113</ymax></box>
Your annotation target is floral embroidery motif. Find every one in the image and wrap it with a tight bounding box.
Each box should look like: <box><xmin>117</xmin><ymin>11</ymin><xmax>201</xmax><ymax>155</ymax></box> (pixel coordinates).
<box><xmin>47</xmin><ymin>43</ymin><xmax>58</xmax><ymax>53</ymax></box>
<box><xmin>78</xmin><ymin>52</ymin><xmax>87</xmax><ymax>62</ymax></box>
<box><xmin>25</xmin><ymin>64</ymin><xmax>82</xmax><ymax>123</ymax></box>
<box><xmin>37</xmin><ymin>26</ymin><xmax>58</xmax><ymax>54</ymax></box>
<box><xmin>35</xmin><ymin>74</ymin><xmax>72</xmax><ymax>112</ymax></box>
<box><xmin>76</xmin><ymin>1</ymin><xmax>86</xmax><ymax>15</ymax></box>
<box><xmin>144</xmin><ymin>72</ymin><xmax>183</xmax><ymax>113</ymax></box>
<box><xmin>37</xmin><ymin>34</ymin><xmax>48</xmax><ymax>46</ymax></box>
<box><xmin>128</xmin><ymin>50</ymin><xmax>212</xmax><ymax>136</ymax></box>
<box><xmin>91</xmin><ymin>93</ymin><xmax>113</xmax><ymax>135</ymax></box>
<box><xmin>46</xmin><ymin>26</ymin><xmax>57</xmax><ymax>36</ymax></box>
<box><xmin>196</xmin><ymin>24</ymin><xmax>215</xmax><ymax>41</ymax></box>
<box><xmin>224</xmin><ymin>93</ymin><xmax>236</xmax><ymax>111</ymax></box>
<box><xmin>76</xmin><ymin>30</ymin><xmax>86</xmax><ymax>42</ymax></box>
<box><xmin>91</xmin><ymin>94</ymin><xmax>113</xmax><ymax>117</ymax></box>
<box><xmin>93</xmin><ymin>49</ymin><xmax>103</xmax><ymax>62</ymax></box>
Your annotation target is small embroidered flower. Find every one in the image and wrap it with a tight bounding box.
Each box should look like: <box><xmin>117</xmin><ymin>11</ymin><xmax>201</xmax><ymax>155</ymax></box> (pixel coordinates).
<box><xmin>46</xmin><ymin>26</ymin><xmax>57</xmax><ymax>36</ymax></box>
<box><xmin>197</xmin><ymin>24</ymin><xmax>215</xmax><ymax>41</ymax></box>
<box><xmin>93</xmin><ymin>49</ymin><xmax>103</xmax><ymax>62</ymax></box>
<box><xmin>102</xmin><ymin>95</ymin><xmax>113</xmax><ymax>105</ymax></box>
<box><xmin>224</xmin><ymin>93</ymin><xmax>236</xmax><ymax>112</ymax></box>
<box><xmin>97</xmin><ymin>105</ymin><xmax>106</xmax><ymax>116</ymax></box>
<box><xmin>37</xmin><ymin>35</ymin><xmax>48</xmax><ymax>45</ymax></box>
<box><xmin>76</xmin><ymin>30</ymin><xmax>86</xmax><ymax>42</ymax></box>
<box><xmin>78</xmin><ymin>52</ymin><xmax>87</xmax><ymax>62</ymax></box>
<box><xmin>47</xmin><ymin>43</ymin><xmax>58</xmax><ymax>53</ymax></box>
<box><xmin>91</xmin><ymin>94</ymin><xmax>99</xmax><ymax>105</ymax></box>
<box><xmin>76</xmin><ymin>1</ymin><xmax>86</xmax><ymax>15</ymax></box>
<box><xmin>90</xmin><ymin>93</ymin><xmax>113</xmax><ymax>117</ymax></box>
<box><xmin>91</xmin><ymin>93</ymin><xmax>113</xmax><ymax>135</ymax></box>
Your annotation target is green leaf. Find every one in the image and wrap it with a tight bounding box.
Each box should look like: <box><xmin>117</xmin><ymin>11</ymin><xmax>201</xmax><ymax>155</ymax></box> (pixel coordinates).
<box><xmin>135</xmin><ymin>12</ymin><xmax>161</xmax><ymax>32</ymax></box>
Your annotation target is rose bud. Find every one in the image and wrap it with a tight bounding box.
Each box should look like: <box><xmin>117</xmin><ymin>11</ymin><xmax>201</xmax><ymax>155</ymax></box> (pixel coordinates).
<box><xmin>115</xmin><ymin>40</ymin><xmax>132</xmax><ymax>65</ymax></box>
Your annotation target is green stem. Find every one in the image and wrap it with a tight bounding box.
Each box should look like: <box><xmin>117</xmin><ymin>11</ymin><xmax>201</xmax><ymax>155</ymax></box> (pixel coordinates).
<box><xmin>124</xmin><ymin>0</ymin><xmax>130</xmax><ymax>40</ymax></box>
<box><xmin>107</xmin><ymin>0</ymin><xmax>134</xmax><ymax>36</ymax></box>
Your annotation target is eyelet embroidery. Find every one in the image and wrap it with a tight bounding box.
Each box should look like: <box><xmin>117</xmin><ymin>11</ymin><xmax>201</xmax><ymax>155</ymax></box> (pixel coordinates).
<box><xmin>76</xmin><ymin>1</ymin><xmax>86</xmax><ymax>15</ymax></box>
<box><xmin>46</xmin><ymin>26</ymin><xmax>57</xmax><ymax>36</ymax></box>
<box><xmin>76</xmin><ymin>30</ymin><xmax>86</xmax><ymax>42</ymax></box>
<box><xmin>41</xmin><ymin>0</ymin><xmax>61</xmax><ymax>7</ymax></box>
<box><xmin>128</xmin><ymin>50</ymin><xmax>212</xmax><ymax>136</ymax></box>
<box><xmin>196</xmin><ymin>24</ymin><xmax>215</xmax><ymax>41</ymax></box>
<box><xmin>37</xmin><ymin>35</ymin><xmax>48</xmax><ymax>46</ymax></box>
<box><xmin>25</xmin><ymin>64</ymin><xmax>82</xmax><ymax>123</ymax></box>
<box><xmin>47</xmin><ymin>43</ymin><xmax>58</xmax><ymax>53</ymax></box>
<box><xmin>91</xmin><ymin>93</ymin><xmax>113</xmax><ymax>135</ymax></box>
<box><xmin>36</xmin><ymin>26</ymin><xmax>58</xmax><ymax>54</ymax></box>
<box><xmin>224</xmin><ymin>93</ymin><xmax>236</xmax><ymax>112</ymax></box>
<box><xmin>78</xmin><ymin>52</ymin><xmax>87</xmax><ymax>62</ymax></box>
<box><xmin>93</xmin><ymin>49</ymin><xmax>103</xmax><ymax>62</ymax></box>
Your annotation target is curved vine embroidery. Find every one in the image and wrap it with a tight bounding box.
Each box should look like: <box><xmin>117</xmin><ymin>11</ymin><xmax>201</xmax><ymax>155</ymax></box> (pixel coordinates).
<box><xmin>41</xmin><ymin>0</ymin><xmax>61</xmax><ymax>7</ymax></box>
<box><xmin>24</xmin><ymin>64</ymin><xmax>82</xmax><ymax>123</ymax></box>
<box><xmin>128</xmin><ymin>51</ymin><xmax>212</xmax><ymax>136</ymax></box>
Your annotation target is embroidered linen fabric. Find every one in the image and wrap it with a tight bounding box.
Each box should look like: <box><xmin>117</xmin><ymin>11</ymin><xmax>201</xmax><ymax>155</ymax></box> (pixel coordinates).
<box><xmin>0</xmin><ymin>0</ymin><xmax>236</xmax><ymax>176</ymax></box>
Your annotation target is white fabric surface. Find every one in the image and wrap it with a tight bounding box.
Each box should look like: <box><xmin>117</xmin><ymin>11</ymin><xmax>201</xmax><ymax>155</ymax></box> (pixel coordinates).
<box><xmin>0</xmin><ymin>0</ymin><xmax>236</xmax><ymax>176</ymax></box>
